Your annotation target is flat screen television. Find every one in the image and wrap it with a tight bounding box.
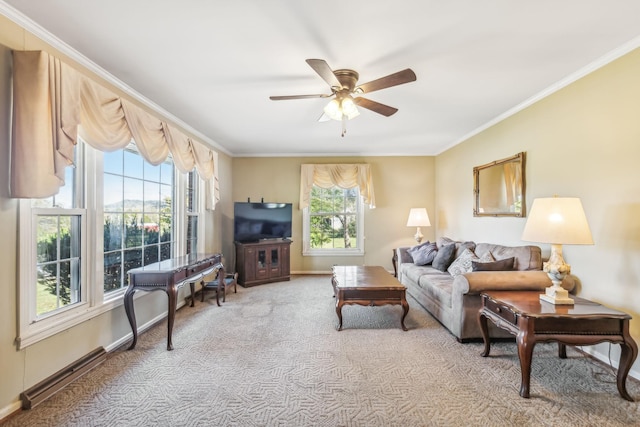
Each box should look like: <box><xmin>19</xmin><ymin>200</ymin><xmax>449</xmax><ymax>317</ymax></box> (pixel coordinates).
<box><xmin>234</xmin><ymin>202</ymin><xmax>292</xmax><ymax>243</ymax></box>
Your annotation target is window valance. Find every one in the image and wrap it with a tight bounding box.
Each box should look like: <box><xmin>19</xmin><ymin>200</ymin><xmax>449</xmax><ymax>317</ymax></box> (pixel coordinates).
<box><xmin>299</xmin><ymin>163</ymin><xmax>376</xmax><ymax>209</ymax></box>
<box><xmin>10</xmin><ymin>50</ymin><xmax>219</xmax><ymax>209</ymax></box>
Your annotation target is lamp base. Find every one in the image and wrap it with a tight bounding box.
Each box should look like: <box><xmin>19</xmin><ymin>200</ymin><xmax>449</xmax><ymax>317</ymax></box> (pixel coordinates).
<box><xmin>413</xmin><ymin>227</ymin><xmax>423</xmax><ymax>244</ymax></box>
<box><xmin>539</xmin><ymin>285</ymin><xmax>574</xmax><ymax>305</ymax></box>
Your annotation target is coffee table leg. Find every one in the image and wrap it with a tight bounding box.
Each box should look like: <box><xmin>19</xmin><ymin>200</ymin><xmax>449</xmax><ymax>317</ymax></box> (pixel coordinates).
<box><xmin>400</xmin><ymin>297</ymin><xmax>409</xmax><ymax>331</ymax></box>
<box><xmin>479</xmin><ymin>310</ymin><xmax>491</xmax><ymax>357</ymax></box>
<box><xmin>335</xmin><ymin>299</ymin><xmax>344</xmax><ymax>331</ymax></box>
<box><xmin>516</xmin><ymin>319</ymin><xmax>536</xmax><ymax>398</ymax></box>
<box><xmin>617</xmin><ymin>323</ymin><xmax>638</xmax><ymax>401</ymax></box>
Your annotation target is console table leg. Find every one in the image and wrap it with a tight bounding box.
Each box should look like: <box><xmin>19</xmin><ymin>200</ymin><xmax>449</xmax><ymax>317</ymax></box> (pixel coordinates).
<box><xmin>166</xmin><ymin>288</ymin><xmax>178</xmax><ymax>351</ymax></box>
<box><xmin>516</xmin><ymin>319</ymin><xmax>536</xmax><ymax>398</ymax></box>
<box><xmin>124</xmin><ymin>287</ymin><xmax>138</xmax><ymax>350</ymax></box>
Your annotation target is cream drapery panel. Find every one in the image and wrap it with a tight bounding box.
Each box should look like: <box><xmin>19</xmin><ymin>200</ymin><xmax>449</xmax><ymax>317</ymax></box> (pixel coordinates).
<box><xmin>299</xmin><ymin>164</ymin><xmax>376</xmax><ymax>209</ymax></box>
<box><xmin>10</xmin><ymin>50</ymin><xmax>220</xmax><ymax>209</ymax></box>
<box><xmin>503</xmin><ymin>162</ymin><xmax>521</xmax><ymax>208</ymax></box>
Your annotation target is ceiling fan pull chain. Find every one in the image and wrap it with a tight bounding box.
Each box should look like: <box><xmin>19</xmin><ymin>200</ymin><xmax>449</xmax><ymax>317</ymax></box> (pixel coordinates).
<box><xmin>341</xmin><ymin>115</ymin><xmax>347</xmax><ymax>137</ymax></box>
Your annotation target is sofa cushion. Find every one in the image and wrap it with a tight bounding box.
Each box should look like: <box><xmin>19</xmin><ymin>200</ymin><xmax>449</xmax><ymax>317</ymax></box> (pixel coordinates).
<box><xmin>407</xmin><ymin>241</ymin><xmax>438</xmax><ymax>266</ymax></box>
<box><xmin>447</xmin><ymin>248</ymin><xmax>480</xmax><ymax>277</ymax></box>
<box><xmin>437</xmin><ymin>237</ymin><xmax>477</xmax><ymax>259</ymax></box>
<box><xmin>417</xmin><ymin>273</ymin><xmax>453</xmax><ymax>308</ymax></box>
<box><xmin>474</xmin><ymin>243</ymin><xmax>542</xmax><ymax>271</ymax></box>
<box><xmin>432</xmin><ymin>243</ymin><xmax>456</xmax><ymax>272</ymax></box>
<box><xmin>472</xmin><ymin>257</ymin><xmax>515</xmax><ymax>271</ymax></box>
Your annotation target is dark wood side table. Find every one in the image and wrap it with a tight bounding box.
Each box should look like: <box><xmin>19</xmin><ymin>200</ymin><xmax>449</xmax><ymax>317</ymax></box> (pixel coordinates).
<box><xmin>479</xmin><ymin>291</ymin><xmax>638</xmax><ymax>401</ymax></box>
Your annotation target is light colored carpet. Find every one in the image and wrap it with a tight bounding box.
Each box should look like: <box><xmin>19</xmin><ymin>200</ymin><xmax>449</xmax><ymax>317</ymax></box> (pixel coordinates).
<box><xmin>5</xmin><ymin>275</ymin><xmax>640</xmax><ymax>427</ymax></box>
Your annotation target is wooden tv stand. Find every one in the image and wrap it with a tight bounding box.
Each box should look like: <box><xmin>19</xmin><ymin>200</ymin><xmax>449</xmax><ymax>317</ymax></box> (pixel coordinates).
<box><xmin>235</xmin><ymin>240</ymin><xmax>291</xmax><ymax>287</ymax></box>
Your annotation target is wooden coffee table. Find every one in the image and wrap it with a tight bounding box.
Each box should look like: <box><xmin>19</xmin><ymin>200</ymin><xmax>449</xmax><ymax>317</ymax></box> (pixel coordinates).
<box><xmin>331</xmin><ymin>265</ymin><xmax>409</xmax><ymax>331</ymax></box>
<box><xmin>479</xmin><ymin>291</ymin><xmax>638</xmax><ymax>401</ymax></box>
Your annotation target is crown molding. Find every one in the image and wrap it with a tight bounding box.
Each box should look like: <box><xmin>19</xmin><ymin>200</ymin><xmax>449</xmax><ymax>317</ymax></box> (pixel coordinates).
<box><xmin>437</xmin><ymin>35</ymin><xmax>640</xmax><ymax>155</ymax></box>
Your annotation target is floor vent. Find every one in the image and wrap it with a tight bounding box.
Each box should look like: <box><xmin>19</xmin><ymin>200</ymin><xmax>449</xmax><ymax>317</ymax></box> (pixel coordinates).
<box><xmin>20</xmin><ymin>347</ymin><xmax>107</xmax><ymax>410</ymax></box>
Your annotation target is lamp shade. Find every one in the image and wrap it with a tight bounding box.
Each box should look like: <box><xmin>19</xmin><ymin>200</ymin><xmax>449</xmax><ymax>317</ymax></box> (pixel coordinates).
<box><xmin>521</xmin><ymin>197</ymin><xmax>593</xmax><ymax>245</ymax></box>
<box><xmin>406</xmin><ymin>208</ymin><xmax>431</xmax><ymax>227</ymax></box>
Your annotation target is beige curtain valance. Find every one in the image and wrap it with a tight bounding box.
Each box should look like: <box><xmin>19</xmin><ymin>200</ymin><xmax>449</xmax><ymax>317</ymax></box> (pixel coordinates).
<box><xmin>10</xmin><ymin>50</ymin><xmax>219</xmax><ymax>209</ymax></box>
<box><xmin>299</xmin><ymin>164</ymin><xmax>376</xmax><ymax>209</ymax></box>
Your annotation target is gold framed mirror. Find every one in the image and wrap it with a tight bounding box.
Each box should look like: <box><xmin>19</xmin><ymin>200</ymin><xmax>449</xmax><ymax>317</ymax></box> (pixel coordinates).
<box><xmin>473</xmin><ymin>152</ymin><xmax>526</xmax><ymax>217</ymax></box>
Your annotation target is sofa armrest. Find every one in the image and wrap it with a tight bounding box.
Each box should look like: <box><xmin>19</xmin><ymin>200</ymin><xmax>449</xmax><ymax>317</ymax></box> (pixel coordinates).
<box><xmin>453</xmin><ymin>270</ymin><xmax>576</xmax><ymax>295</ymax></box>
<box><xmin>396</xmin><ymin>247</ymin><xmax>414</xmax><ymax>282</ymax></box>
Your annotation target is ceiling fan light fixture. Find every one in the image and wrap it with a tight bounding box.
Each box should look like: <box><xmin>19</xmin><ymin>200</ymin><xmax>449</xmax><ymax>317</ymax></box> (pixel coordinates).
<box><xmin>341</xmin><ymin>96</ymin><xmax>358</xmax><ymax>118</ymax></box>
<box><xmin>323</xmin><ymin>99</ymin><xmax>342</xmax><ymax>121</ymax></box>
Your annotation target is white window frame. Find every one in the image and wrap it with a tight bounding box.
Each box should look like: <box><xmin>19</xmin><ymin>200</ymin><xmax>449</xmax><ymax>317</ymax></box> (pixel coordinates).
<box><xmin>302</xmin><ymin>186</ymin><xmax>365</xmax><ymax>256</ymax></box>
<box><xmin>17</xmin><ymin>141</ymin><xmax>202</xmax><ymax>349</ymax></box>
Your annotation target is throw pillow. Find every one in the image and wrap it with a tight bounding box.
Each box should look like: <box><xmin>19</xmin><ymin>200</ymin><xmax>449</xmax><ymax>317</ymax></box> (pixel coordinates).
<box><xmin>407</xmin><ymin>242</ymin><xmax>438</xmax><ymax>266</ymax></box>
<box><xmin>432</xmin><ymin>243</ymin><xmax>456</xmax><ymax>272</ymax></box>
<box><xmin>447</xmin><ymin>248</ymin><xmax>479</xmax><ymax>277</ymax></box>
<box><xmin>472</xmin><ymin>257</ymin><xmax>515</xmax><ymax>272</ymax></box>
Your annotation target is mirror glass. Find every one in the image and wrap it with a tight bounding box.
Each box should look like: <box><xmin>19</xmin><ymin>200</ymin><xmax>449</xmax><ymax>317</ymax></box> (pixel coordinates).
<box><xmin>473</xmin><ymin>152</ymin><xmax>526</xmax><ymax>217</ymax></box>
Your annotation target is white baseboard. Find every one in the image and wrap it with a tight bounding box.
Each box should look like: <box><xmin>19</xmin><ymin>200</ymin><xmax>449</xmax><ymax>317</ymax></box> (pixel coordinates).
<box><xmin>578</xmin><ymin>343</ymin><xmax>639</xmax><ymax>382</ymax></box>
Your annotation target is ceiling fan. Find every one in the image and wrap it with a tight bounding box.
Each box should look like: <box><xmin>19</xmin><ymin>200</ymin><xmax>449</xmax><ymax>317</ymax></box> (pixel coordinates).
<box><xmin>269</xmin><ymin>59</ymin><xmax>416</xmax><ymax>136</ymax></box>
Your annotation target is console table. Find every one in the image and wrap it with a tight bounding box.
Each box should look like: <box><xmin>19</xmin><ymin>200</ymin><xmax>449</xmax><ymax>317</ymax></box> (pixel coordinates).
<box><xmin>125</xmin><ymin>253</ymin><xmax>223</xmax><ymax>350</ymax></box>
<box><xmin>479</xmin><ymin>291</ymin><xmax>637</xmax><ymax>401</ymax></box>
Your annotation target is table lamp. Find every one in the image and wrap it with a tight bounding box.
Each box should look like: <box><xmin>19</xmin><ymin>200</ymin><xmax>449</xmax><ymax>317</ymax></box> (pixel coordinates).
<box><xmin>521</xmin><ymin>197</ymin><xmax>593</xmax><ymax>305</ymax></box>
<box><xmin>406</xmin><ymin>208</ymin><xmax>431</xmax><ymax>243</ymax></box>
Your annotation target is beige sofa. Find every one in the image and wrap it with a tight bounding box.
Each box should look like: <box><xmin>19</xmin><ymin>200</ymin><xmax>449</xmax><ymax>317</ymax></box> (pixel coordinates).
<box><xmin>396</xmin><ymin>237</ymin><xmax>576</xmax><ymax>342</ymax></box>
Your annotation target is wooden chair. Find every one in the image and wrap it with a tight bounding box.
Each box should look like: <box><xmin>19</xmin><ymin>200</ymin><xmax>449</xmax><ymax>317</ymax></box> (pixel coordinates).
<box><xmin>201</xmin><ymin>271</ymin><xmax>238</xmax><ymax>305</ymax></box>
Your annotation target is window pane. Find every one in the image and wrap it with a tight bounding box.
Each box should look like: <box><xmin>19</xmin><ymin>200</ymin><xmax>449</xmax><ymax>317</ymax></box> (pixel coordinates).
<box><xmin>124</xmin><ymin>213</ymin><xmax>143</xmax><ymax>248</ymax></box>
<box><xmin>144</xmin><ymin>181</ymin><xmax>160</xmax><ymax>212</ymax></box>
<box><xmin>144</xmin><ymin>161</ymin><xmax>161</xmax><ymax>182</ymax></box>
<box><xmin>160</xmin><ymin>215</ymin><xmax>172</xmax><ymax>242</ymax></box>
<box><xmin>144</xmin><ymin>214</ymin><xmax>160</xmax><ymax>244</ymax></box>
<box><xmin>160</xmin><ymin>243</ymin><xmax>172</xmax><ymax>261</ymax></box>
<box><xmin>308</xmin><ymin>186</ymin><xmax>360</xmax><ymax>250</ymax></box>
<box><xmin>160</xmin><ymin>184</ymin><xmax>172</xmax><ymax>211</ymax></box>
<box><xmin>124</xmin><ymin>150</ymin><xmax>143</xmax><ymax>179</ymax></box>
<box><xmin>104</xmin><ymin>213</ymin><xmax>123</xmax><ymax>252</ymax></box>
<box><xmin>160</xmin><ymin>162</ymin><xmax>173</xmax><ymax>185</ymax></box>
<box><xmin>104</xmin><ymin>174</ymin><xmax>123</xmax><ymax>209</ymax></box>
<box><xmin>124</xmin><ymin>249</ymin><xmax>143</xmax><ymax>281</ymax></box>
<box><xmin>37</xmin><ymin>216</ymin><xmax>58</xmax><ymax>263</ymax></box>
<box><xmin>35</xmin><ymin>214</ymin><xmax>82</xmax><ymax>316</ymax></box>
<box><xmin>144</xmin><ymin>246</ymin><xmax>159</xmax><ymax>266</ymax></box>
<box><xmin>103</xmin><ymin>147</ymin><xmax>174</xmax><ymax>293</ymax></box>
<box><xmin>104</xmin><ymin>252</ymin><xmax>122</xmax><ymax>292</ymax></box>
<box><xmin>104</xmin><ymin>150</ymin><xmax>123</xmax><ymax>174</ymax></box>
<box><xmin>124</xmin><ymin>178</ymin><xmax>143</xmax><ymax>212</ymax></box>
<box><xmin>59</xmin><ymin>216</ymin><xmax>72</xmax><ymax>259</ymax></box>
<box><xmin>37</xmin><ymin>266</ymin><xmax>58</xmax><ymax>315</ymax></box>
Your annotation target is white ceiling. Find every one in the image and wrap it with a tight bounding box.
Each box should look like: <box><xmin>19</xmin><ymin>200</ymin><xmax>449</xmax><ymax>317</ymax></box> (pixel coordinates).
<box><xmin>3</xmin><ymin>1</ymin><xmax>640</xmax><ymax>157</ymax></box>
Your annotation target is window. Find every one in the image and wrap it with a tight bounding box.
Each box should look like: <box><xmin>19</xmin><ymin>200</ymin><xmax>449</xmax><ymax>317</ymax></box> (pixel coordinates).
<box><xmin>103</xmin><ymin>147</ymin><xmax>174</xmax><ymax>293</ymax></box>
<box><xmin>302</xmin><ymin>186</ymin><xmax>364</xmax><ymax>256</ymax></box>
<box><xmin>31</xmin><ymin>163</ymin><xmax>85</xmax><ymax>319</ymax></box>
<box><xmin>185</xmin><ymin>170</ymin><xmax>198</xmax><ymax>255</ymax></box>
<box><xmin>18</xmin><ymin>140</ymin><xmax>196</xmax><ymax>349</ymax></box>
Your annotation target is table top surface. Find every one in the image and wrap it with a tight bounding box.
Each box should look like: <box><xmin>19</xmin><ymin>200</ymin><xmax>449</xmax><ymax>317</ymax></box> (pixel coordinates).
<box><xmin>128</xmin><ymin>253</ymin><xmax>221</xmax><ymax>274</ymax></box>
<box><xmin>332</xmin><ymin>265</ymin><xmax>405</xmax><ymax>290</ymax></box>
<box><xmin>482</xmin><ymin>291</ymin><xmax>631</xmax><ymax>320</ymax></box>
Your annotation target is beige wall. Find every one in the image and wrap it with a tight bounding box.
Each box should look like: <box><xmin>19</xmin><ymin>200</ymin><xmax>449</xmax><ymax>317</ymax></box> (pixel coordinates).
<box><xmin>0</xmin><ymin>17</ymin><xmax>230</xmax><ymax>415</ymax></box>
<box><xmin>232</xmin><ymin>157</ymin><xmax>435</xmax><ymax>273</ymax></box>
<box><xmin>436</xmin><ymin>48</ymin><xmax>640</xmax><ymax>376</ymax></box>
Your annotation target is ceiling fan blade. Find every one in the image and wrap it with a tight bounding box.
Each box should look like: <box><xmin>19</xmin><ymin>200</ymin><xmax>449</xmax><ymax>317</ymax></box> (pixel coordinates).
<box><xmin>306</xmin><ymin>59</ymin><xmax>342</xmax><ymax>89</ymax></box>
<box><xmin>353</xmin><ymin>97</ymin><xmax>398</xmax><ymax>117</ymax></box>
<box><xmin>269</xmin><ymin>94</ymin><xmax>332</xmax><ymax>100</ymax></box>
<box><xmin>356</xmin><ymin>68</ymin><xmax>416</xmax><ymax>94</ymax></box>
